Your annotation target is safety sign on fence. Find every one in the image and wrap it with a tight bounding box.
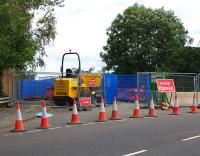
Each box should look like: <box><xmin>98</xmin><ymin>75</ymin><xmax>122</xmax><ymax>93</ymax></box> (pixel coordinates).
<box><xmin>156</xmin><ymin>79</ymin><xmax>175</xmax><ymax>92</ymax></box>
<box><xmin>79</xmin><ymin>97</ymin><xmax>92</xmax><ymax>107</ymax></box>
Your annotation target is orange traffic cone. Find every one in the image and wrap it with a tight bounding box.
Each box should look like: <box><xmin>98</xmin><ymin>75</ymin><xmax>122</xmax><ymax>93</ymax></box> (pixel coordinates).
<box><xmin>170</xmin><ymin>93</ymin><xmax>181</xmax><ymax>115</ymax></box>
<box><xmin>96</xmin><ymin>96</ymin><xmax>107</xmax><ymax>122</ymax></box>
<box><xmin>130</xmin><ymin>96</ymin><xmax>143</xmax><ymax>118</ymax></box>
<box><xmin>146</xmin><ymin>96</ymin><xmax>157</xmax><ymax>117</ymax></box>
<box><xmin>189</xmin><ymin>93</ymin><xmax>198</xmax><ymax>113</ymax></box>
<box><xmin>11</xmin><ymin>103</ymin><xmax>27</xmax><ymax>132</ymax></box>
<box><xmin>39</xmin><ymin>100</ymin><xmax>50</xmax><ymax>129</ymax></box>
<box><xmin>67</xmin><ymin>99</ymin><xmax>83</xmax><ymax>125</ymax></box>
<box><xmin>110</xmin><ymin>96</ymin><xmax>121</xmax><ymax>120</ymax></box>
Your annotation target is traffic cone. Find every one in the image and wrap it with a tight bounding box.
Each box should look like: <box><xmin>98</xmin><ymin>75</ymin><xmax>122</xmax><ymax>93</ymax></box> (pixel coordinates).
<box><xmin>130</xmin><ymin>96</ymin><xmax>143</xmax><ymax>118</ymax></box>
<box><xmin>67</xmin><ymin>99</ymin><xmax>83</xmax><ymax>125</ymax></box>
<box><xmin>188</xmin><ymin>93</ymin><xmax>198</xmax><ymax>113</ymax></box>
<box><xmin>11</xmin><ymin>103</ymin><xmax>27</xmax><ymax>132</ymax></box>
<box><xmin>110</xmin><ymin>96</ymin><xmax>121</xmax><ymax>120</ymax></box>
<box><xmin>170</xmin><ymin>93</ymin><xmax>181</xmax><ymax>115</ymax></box>
<box><xmin>146</xmin><ymin>96</ymin><xmax>157</xmax><ymax>117</ymax></box>
<box><xmin>39</xmin><ymin>100</ymin><xmax>50</xmax><ymax>129</ymax></box>
<box><xmin>96</xmin><ymin>96</ymin><xmax>107</xmax><ymax>122</ymax></box>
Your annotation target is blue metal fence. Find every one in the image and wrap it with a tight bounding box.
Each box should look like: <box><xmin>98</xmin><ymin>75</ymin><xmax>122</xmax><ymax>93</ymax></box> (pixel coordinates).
<box><xmin>103</xmin><ymin>74</ymin><xmax>151</xmax><ymax>104</ymax></box>
<box><xmin>20</xmin><ymin>79</ymin><xmax>54</xmax><ymax>99</ymax></box>
<box><xmin>20</xmin><ymin>74</ymin><xmax>151</xmax><ymax>104</ymax></box>
<box><xmin>103</xmin><ymin>74</ymin><xmax>117</xmax><ymax>104</ymax></box>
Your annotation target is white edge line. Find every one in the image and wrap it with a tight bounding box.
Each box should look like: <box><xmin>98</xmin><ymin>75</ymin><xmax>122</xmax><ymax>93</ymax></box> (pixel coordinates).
<box><xmin>4</xmin><ymin>118</ymin><xmax>128</xmax><ymax>137</ymax></box>
<box><xmin>49</xmin><ymin>126</ymin><xmax>61</xmax><ymax>130</ymax></box>
<box><xmin>4</xmin><ymin>132</ymin><xmax>24</xmax><ymax>137</ymax></box>
<box><xmin>116</xmin><ymin>119</ymin><xmax>127</xmax><ymax>122</ymax></box>
<box><xmin>26</xmin><ymin>129</ymin><xmax>42</xmax><ymax>133</ymax></box>
<box><xmin>4</xmin><ymin>133</ymin><xmax>16</xmax><ymax>137</ymax></box>
<box><xmin>65</xmin><ymin>125</ymin><xmax>73</xmax><ymax>128</ymax></box>
<box><xmin>122</xmin><ymin>150</ymin><xmax>147</xmax><ymax>156</ymax></box>
<box><xmin>182</xmin><ymin>135</ymin><xmax>200</xmax><ymax>141</ymax></box>
<box><xmin>83</xmin><ymin>122</ymin><xmax>97</xmax><ymax>126</ymax></box>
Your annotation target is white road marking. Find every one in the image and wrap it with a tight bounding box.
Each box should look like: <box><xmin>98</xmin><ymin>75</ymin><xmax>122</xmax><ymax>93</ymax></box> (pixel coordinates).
<box><xmin>5</xmin><ymin>133</ymin><xmax>18</xmax><ymax>137</ymax></box>
<box><xmin>65</xmin><ymin>125</ymin><xmax>74</xmax><ymax>128</ymax></box>
<box><xmin>26</xmin><ymin>130</ymin><xmax>42</xmax><ymax>133</ymax></box>
<box><xmin>4</xmin><ymin>117</ymin><xmax>128</xmax><ymax>137</ymax></box>
<box><xmin>122</xmin><ymin>150</ymin><xmax>147</xmax><ymax>156</ymax></box>
<box><xmin>116</xmin><ymin>119</ymin><xmax>127</xmax><ymax>122</ymax></box>
<box><xmin>99</xmin><ymin>120</ymin><xmax>113</xmax><ymax>124</ymax></box>
<box><xmin>182</xmin><ymin>135</ymin><xmax>200</xmax><ymax>141</ymax></box>
<box><xmin>49</xmin><ymin>126</ymin><xmax>61</xmax><ymax>130</ymax></box>
<box><xmin>83</xmin><ymin>122</ymin><xmax>97</xmax><ymax>126</ymax></box>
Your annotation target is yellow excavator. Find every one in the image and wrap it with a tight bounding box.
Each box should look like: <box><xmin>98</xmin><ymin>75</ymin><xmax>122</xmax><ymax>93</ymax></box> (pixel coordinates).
<box><xmin>53</xmin><ymin>50</ymin><xmax>102</xmax><ymax>108</ymax></box>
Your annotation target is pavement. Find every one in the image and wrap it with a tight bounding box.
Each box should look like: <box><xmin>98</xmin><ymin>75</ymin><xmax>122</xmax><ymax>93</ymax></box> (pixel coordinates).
<box><xmin>0</xmin><ymin>100</ymin><xmax>153</xmax><ymax>131</ymax></box>
<box><xmin>1</xmin><ymin>104</ymin><xmax>200</xmax><ymax>156</ymax></box>
<box><xmin>0</xmin><ymin>99</ymin><xmax>193</xmax><ymax>132</ymax></box>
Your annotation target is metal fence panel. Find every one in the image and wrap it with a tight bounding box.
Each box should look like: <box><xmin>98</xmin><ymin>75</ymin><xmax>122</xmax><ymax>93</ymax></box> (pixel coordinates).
<box><xmin>20</xmin><ymin>79</ymin><xmax>54</xmax><ymax>99</ymax></box>
<box><xmin>117</xmin><ymin>74</ymin><xmax>151</xmax><ymax>102</ymax></box>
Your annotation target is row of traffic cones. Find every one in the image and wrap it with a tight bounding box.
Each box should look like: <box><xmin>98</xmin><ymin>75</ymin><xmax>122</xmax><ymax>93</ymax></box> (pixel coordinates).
<box><xmin>12</xmin><ymin>93</ymin><xmax>198</xmax><ymax>132</ymax></box>
<box><xmin>170</xmin><ymin>93</ymin><xmax>198</xmax><ymax>115</ymax></box>
<box><xmin>12</xmin><ymin>100</ymin><xmax>50</xmax><ymax>132</ymax></box>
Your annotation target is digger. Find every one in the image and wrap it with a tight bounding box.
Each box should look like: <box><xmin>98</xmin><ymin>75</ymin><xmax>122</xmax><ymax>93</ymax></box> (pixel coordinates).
<box><xmin>53</xmin><ymin>50</ymin><xmax>102</xmax><ymax>109</ymax></box>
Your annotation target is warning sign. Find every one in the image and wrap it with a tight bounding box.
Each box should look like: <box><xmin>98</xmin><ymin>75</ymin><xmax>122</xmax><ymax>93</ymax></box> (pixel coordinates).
<box><xmin>89</xmin><ymin>77</ymin><xmax>96</xmax><ymax>87</ymax></box>
<box><xmin>79</xmin><ymin>97</ymin><xmax>91</xmax><ymax>107</ymax></box>
<box><xmin>156</xmin><ymin>79</ymin><xmax>175</xmax><ymax>92</ymax></box>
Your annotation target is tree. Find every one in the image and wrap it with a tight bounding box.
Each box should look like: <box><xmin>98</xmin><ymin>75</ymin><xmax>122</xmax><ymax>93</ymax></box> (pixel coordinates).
<box><xmin>169</xmin><ymin>47</ymin><xmax>200</xmax><ymax>73</ymax></box>
<box><xmin>0</xmin><ymin>0</ymin><xmax>64</xmax><ymax>96</ymax></box>
<box><xmin>0</xmin><ymin>0</ymin><xmax>64</xmax><ymax>72</ymax></box>
<box><xmin>100</xmin><ymin>4</ymin><xmax>189</xmax><ymax>74</ymax></box>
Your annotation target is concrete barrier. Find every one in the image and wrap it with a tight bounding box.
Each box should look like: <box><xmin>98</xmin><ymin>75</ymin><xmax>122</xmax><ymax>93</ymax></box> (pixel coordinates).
<box><xmin>166</xmin><ymin>92</ymin><xmax>199</xmax><ymax>106</ymax></box>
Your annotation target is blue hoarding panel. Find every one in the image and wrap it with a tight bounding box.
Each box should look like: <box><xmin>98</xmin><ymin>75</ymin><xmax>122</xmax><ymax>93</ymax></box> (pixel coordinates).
<box><xmin>103</xmin><ymin>74</ymin><xmax>117</xmax><ymax>104</ymax></box>
<box><xmin>117</xmin><ymin>75</ymin><xmax>137</xmax><ymax>101</ymax></box>
<box><xmin>117</xmin><ymin>74</ymin><xmax>151</xmax><ymax>101</ymax></box>
<box><xmin>20</xmin><ymin>79</ymin><xmax>54</xmax><ymax>99</ymax></box>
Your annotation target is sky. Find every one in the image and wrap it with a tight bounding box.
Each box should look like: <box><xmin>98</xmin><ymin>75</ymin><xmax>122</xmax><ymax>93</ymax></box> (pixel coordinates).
<box><xmin>41</xmin><ymin>0</ymin><xmax>200</xmax><ymax>72</ymax></box>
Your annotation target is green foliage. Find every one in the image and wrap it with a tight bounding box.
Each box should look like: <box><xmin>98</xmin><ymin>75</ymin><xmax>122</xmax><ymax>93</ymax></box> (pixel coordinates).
<box><xmin>100</xmin><ymin>4</ymin><xmax>189</xmax><ymax>74</ymax></box>
<box><xmin>0</xmin><ymin>0</ymin><xmax>64</xmax><ymax>72</ymax></box>
<box><xmin>169</xmin><ymin>47</ymin><xmax>200</xmax><ymax>73</ymax></box>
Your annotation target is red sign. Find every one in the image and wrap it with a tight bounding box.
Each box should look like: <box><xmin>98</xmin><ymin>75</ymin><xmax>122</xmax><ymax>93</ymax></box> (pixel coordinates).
<box><xmin>89</xmin><ymin>77</ymin><xmax>96</xmax><ymax>87</ymax></box>
<box><xmin>79</xmin><ymin>97</ymin><xmax>92</xmax><ymax>106</ymax></box>
<box><xmin>156</xmin><ymin>79</ymin><xmax>175</xmax><ymax>92</ymax></box>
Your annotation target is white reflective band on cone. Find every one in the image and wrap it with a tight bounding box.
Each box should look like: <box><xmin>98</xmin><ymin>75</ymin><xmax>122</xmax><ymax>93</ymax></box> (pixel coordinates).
<box><xmin>16</xmin><ymin>109</ymin><xmax>22</xmax><ymax>120</ymax></box>
<box><xmin>150</xmin><ymin>99</ymin><xmax>154</xmax><ymax>109</ymax></box>
<box><xmin>42</xmin><ymin>107</ymin><xmax>48</xmax><ymax>118</ymax></box>
<box><xmin>73</xmin><ymin>103</ymin><xmax>78</xmax><ymax>115</ymax></box>
<box><xmin>112</xmin><ymin>101</ymin><xmax>118</xmax><ymax>111</ymax></box>
<box><xmin>100</xmin><ymin>101</ymin><xmax>105</xmax><ymax>112</ymax></box>
<box><xmin>135</xmin><ymin>100</ymin><xmax>139</xmax><ymax>109</ymax></box>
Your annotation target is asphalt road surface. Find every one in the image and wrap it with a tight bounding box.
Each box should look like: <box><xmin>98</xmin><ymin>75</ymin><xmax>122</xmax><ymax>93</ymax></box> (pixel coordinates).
<box><xmin>1</xmin><ymin>110</ymin><xmax>200</xmax><ymax>156</ymax></box>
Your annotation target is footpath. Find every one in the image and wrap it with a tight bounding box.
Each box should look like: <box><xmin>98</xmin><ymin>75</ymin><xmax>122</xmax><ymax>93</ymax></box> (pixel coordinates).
<box><xmin>0</xmin><ymin>100</ymin><xmax>194</xmax><ymax>133</ymax></box>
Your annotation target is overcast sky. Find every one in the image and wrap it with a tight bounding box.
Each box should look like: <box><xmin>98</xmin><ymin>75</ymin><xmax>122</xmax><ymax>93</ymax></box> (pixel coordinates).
<box><xmin>41</xmin><ymin>0</ymin><xmax>200</xmax><ymax>72</ymax></box>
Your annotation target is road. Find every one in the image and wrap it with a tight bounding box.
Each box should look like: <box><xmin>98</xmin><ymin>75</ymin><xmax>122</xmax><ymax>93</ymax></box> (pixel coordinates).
<box><xmin>1</xmin><ymin>107</ymin><xmax>200</xmax><ymax>156</ymax></box>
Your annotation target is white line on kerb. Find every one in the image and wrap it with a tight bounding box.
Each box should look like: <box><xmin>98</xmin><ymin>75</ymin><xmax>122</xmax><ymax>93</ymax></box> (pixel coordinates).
<box><xmin>122</xmin><ymin>150</ymin><xmax>147</xmax><ymax>156</ymax></box>
<box><xmin>182</xmin><ymin>135</ymin><xmax>200</xmax><ymax>141</ymax></box>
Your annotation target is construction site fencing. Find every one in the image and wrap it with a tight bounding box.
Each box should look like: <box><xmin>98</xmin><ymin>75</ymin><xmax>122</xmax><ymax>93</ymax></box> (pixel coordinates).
<box><xmin>103</xmin><ymin>73</ymin><xmax>151</xmax><ymax>104</ymax></box>
<box><xmin>2</xmin><ymin>70</ymin><xmax>200</xmax><ymax>106</ymax></box>
<box><xmin>138</xmin><ymin>72</ymin><xmax>198</xmax><ymax>105</ymax></box>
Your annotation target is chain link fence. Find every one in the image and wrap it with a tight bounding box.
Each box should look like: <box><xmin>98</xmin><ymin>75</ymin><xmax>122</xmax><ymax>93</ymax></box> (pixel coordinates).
<box><xmin>137</xmin><ymin>72</ymin><xmax>199</xmax><ymax>106</ymax></box>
